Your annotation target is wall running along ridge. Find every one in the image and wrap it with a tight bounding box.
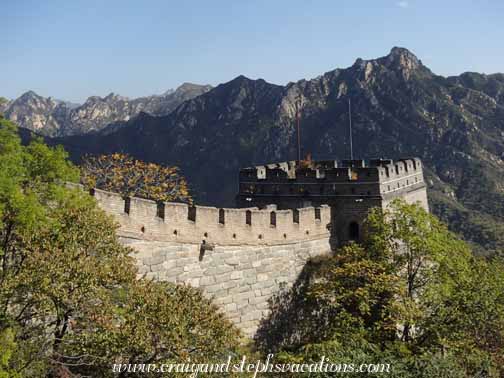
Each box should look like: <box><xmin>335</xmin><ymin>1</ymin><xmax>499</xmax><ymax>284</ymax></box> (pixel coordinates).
<box><xmin>89</xmin><ymin>187</ymin><xmax>332</xmax><ymax>336</ymax></box>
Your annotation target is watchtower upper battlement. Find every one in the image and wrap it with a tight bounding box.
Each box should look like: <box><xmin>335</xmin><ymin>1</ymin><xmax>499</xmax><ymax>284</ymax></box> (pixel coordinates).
<box><xmin>237</xmin><ymin>158</ymin><xmax>425</xmax><ymax>209</ymax></box>
<box><xmin>239</xmin><ymin>158</ymin><xmax>422</xmax><ymax>183</ymax></box>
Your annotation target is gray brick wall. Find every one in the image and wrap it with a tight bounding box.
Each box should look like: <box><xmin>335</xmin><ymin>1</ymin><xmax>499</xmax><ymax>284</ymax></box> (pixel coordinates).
<box><xmin>87</xmin><ymin>186</ymin><xmax>333</xmax><ymax>336</ymax></box>
<box><xmin>122</xmin><ymin>237</ymin><xmax>331</xmax><ymax>336</ymax></box>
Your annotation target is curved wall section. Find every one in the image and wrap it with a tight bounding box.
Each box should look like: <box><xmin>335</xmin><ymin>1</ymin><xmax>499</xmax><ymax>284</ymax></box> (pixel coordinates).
<box><xmin>84</xmin><ymin>186</ymin><xmax>332</xmax><ymax>336</ymax></box>
<box><xmin>92</xmin><ymin>188</ymin><xmax>331</xmax><ymax>246</ymax></box>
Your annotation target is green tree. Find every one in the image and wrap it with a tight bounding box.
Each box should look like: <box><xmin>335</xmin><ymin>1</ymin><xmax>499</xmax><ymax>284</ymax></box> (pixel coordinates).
<box><xmin>0</xmin><ymin>119</ymin><xmax>240</xmax><ymax>377</ymax></box>
<box><xmin>363</xmin><ymin>200</ymin><xmax>472</xmax><ymax>343</ymax></box>
<box><xmin>362</xmin><ymin>201</ymin><xmax>503</xmax><ymax>375</ymax></box>
<box><xmin>262</xmin><ymin>200</ymin><xmax>504</xmax><ymax>377</ymax></box>
<box><xmin>69</xmin><ymin>281</ymin><xmax>240</xmax><ymax>377</ymax></box>
<box><xmin>255</xmin><ymin>242</ymin><xmax>400</xmax><ymax>354</ymax></box>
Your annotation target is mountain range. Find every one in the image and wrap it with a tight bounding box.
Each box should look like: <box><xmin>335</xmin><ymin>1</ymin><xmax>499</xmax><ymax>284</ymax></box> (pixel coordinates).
<box><xmin>5</xmin><ymin>47</ymin><xmax>504</xmax><ymax>255</ymax></box>
<box><xmin>1</xmin><ymin>83</ymin><xmax>212</xmax><ymax>136</ymax></box>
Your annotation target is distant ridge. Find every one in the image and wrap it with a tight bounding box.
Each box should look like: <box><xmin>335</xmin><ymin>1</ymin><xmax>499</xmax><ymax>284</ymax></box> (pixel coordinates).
<box><xmin>2</xmin><ymin>83</ymin><xmax>212</xmax><ymax>136</ymax></box>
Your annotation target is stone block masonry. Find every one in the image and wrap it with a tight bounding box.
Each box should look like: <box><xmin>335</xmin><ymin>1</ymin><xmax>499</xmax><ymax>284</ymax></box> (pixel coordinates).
<box><xmin>123</xmin><ymin>237</ymin><xmax>330</xmax><ymax>336</ymax></box>
<box><xmin>85</xmin><ymin>186</ymin><xmax>333</xmax><ymax>337</ymax></box>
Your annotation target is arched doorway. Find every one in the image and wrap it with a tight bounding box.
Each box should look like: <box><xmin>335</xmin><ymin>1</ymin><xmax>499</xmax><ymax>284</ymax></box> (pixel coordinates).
<box><xmin>349</xmin><ymin>221</ymin><xmax>360</xmax><ymax>241</ymax></box>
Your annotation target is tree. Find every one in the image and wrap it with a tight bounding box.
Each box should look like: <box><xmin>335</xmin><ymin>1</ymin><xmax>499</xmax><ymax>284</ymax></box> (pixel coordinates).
<box><xmin>363</xmin><ymin>200</ymin><xmax>504</xmax><ymax>374</ymax></box>
<box><xmin>363</xmin><ymin>200</ymin><xmax>473</xmax><ymax>343</ymax></box>
<box><xmin>261</xmin><ymin>200</ymin><xmax>504</xmax><ymax>377</ymax></box>
<box><xmin>0</xmin><ymin>120</ymin><xmax>239</xmax><ymax>377</ymax></box>
<box><xmin>255</xmin><ymin>243</ymin><xmax>400</xmax><ymax>353</ymax></box>
<box><xmin>68</xmin><ymin>281</ymin><xmax>240</xmax><ymax>377</ymax></box>
<box><xmin>81</xmin><ymin>153</ymin><xmax>192</xmax><ymax>203</ymax></box>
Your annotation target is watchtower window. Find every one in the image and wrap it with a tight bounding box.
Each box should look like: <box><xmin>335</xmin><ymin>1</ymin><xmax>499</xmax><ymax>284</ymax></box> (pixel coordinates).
<box><xmin>293</xmin><ymin>209</ymin><xmax>299</xmax><ymax>224</ymax></box>
<box><xmin>270</xmin><ymin>211</ymin><xmax>276</xmax><ymax>227</ymax></box>
<box><xmin>124</xmin><ymin>197</ymin><xmax>131</xmax><ymax>215</ymax></box>
<box><xmin>349</xmin><ymin>222</ymin><xmax>360</xmax><ymax>241</ymax></box>
<box><xmin>218</xmin><ymin>209</ymin><xmax>225</xmax><ymax>225</ymax></box>
<box><xmin>246</xmin><ymin>210</ymin><xmax>252</xmax><ymax>226</ymax></box>
<box><xmin>156</xmin><ymin>202</ymin><xmax>165</xmax><ymax>220</ymax></box>
<box><xmin>188</xmin><ymin>206</ymin><xmax>197</xmax><ymax>222</ymax></box>
<box><xmin>314</xmin><ymin>208</ymin><xmax>321</xmax><ymax>220</ymax></box>
<box><xmin>395</xmin><ymin>166</ymin><xmax>399</xmax><ymax>175</ymax></box>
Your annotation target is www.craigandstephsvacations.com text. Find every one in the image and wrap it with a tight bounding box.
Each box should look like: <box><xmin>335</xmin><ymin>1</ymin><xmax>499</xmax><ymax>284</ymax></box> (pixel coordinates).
<box><xmin>112</xmin><ymin>355</ymin><xmax>391</xmax><ymax>377</ymax></box>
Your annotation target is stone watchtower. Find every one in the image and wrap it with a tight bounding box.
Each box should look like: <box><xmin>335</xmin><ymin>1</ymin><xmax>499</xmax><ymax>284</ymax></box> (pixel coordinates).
<box><xmin>237</xmin><ymin>158</ymin><xmax>428</xmax><ymax>246</ymax></box>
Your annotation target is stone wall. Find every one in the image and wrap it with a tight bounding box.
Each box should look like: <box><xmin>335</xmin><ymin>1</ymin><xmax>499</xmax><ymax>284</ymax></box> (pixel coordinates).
<box><xmin>87</xmin><ymin>187</ymin><xmax>333</xmax><ymax>336</ymax></box>
<box><xmin>92</xmin><ymin>189</ymin><xmax>331</xmax><ymax>246</ymax></box>
<box><xmin>122</xmin><ymin>237</ymin><xmax>330</xmax><ymax>336</ymax></box>
<box><xmin>76</xmin><ymin>178</ymin><xmax>427</xmax><ymax>336</ymax></box>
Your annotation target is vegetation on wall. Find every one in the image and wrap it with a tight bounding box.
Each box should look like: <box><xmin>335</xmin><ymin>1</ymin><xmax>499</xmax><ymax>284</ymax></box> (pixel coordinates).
<box><xmin>80</xmin><ymin>153</ymin><xmax>192</xmax><ymax>204</ymax></box>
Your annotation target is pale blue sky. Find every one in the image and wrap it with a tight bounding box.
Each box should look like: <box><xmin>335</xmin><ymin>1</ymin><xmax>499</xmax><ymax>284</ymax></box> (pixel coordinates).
<box><xmin>2</xmin><ymin>0</ymin><xmax>503</xmax><ymax>103</ymax></box>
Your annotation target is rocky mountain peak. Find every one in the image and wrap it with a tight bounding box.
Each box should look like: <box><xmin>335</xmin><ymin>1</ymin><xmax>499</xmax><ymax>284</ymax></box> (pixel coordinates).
<box><xmin>228</xmin><ymin>75</ymin><xmax>253</xmax><ymax>86</ymax></box>
<box><xmin>379</xmin><ymin>46</ymin><xmax>425</xmax><ymax>79</ymax></box>
<box><xmin>175</xmin><ymin>82</ymin><xmax>212</xmax><ymax>93</ymax></box>
<box><xmin>387</xmin><ymin>46</ymin><xmax>421</xmax><ymax>66</ymax></box>
<box><xmin>19</xmin><ymin>90</ymin><xmax>40</xmax><ymax>99</ymax></box>
<box><xmin>15</xmin><ymin>90</ymin><xmax>54</xmax><ymax>106</ymax></box>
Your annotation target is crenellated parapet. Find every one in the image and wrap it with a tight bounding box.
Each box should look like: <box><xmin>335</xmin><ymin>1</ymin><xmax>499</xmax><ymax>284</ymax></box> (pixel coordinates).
<box><xmin>237</xmin><ymin>158</ymin><xmax>426</xmax><ymax>208</ymax></box>
<box><xmin>84</xmin><ymin>187</ymin><xmax>331</xmax><ymax>246</ymax></box>
<box><xmin>240</xmin><ymin>158</ymin><xmax>423</xmax><ymax>182</ymax></box>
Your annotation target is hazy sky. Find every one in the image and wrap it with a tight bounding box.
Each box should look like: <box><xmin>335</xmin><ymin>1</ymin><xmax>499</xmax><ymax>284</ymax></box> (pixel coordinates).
<box><xmin>2</xmin><ymin>0</ymin><xmax>503</xmax><ymax>103</ymax></box>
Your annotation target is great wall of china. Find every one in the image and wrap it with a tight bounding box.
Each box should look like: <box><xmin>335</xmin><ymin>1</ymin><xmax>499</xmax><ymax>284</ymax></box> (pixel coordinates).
<box><xmin>80</xmin><ymin>158</ymin><xmax>428</xmax><ymax>336</ymax></box>
<box><xmin>91</xmin><ymin>188</ymin><xmax>332</xmax><ymax>336</ymax></box>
